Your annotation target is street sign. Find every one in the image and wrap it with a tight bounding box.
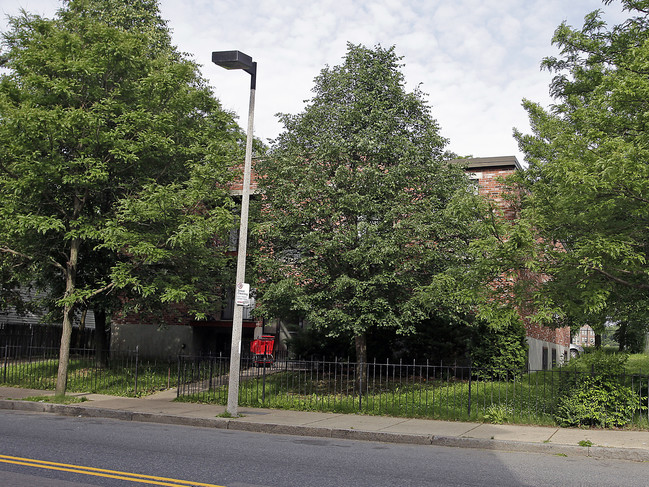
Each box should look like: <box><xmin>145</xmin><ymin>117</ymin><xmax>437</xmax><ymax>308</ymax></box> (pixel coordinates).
<box><xmin>235</xmin><ymin>282</ymin><xmax>250</xmax><ymax>306</ymax></box>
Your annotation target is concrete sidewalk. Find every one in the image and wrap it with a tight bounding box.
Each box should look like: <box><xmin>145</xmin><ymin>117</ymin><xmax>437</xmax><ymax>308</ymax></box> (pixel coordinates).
<box><xmin>1</xmin><ymin>386</ymin><xmax>648</xmax><ymax>462</ymax></box>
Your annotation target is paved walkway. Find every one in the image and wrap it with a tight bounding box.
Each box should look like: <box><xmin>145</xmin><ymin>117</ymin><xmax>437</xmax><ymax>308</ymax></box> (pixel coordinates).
<box><xmin>1</xmin><ymin>386</ymin><xmax>649</xmax><ymax>462</ymax></box>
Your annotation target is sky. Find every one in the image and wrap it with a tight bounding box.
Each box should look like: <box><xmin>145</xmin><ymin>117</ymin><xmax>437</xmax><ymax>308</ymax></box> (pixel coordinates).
<box><xmin>0</xmin><ymin>0</ymin><xmax>632</xmax><ymax>164</ymax></box>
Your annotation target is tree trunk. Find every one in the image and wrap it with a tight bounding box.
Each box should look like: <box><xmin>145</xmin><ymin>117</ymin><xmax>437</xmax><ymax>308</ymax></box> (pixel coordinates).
<box><xmin>55</xmin><ymin>238</ymin><xmax>80</xmax><ymax>397</ymax></box>
<box><xmin>354</xmin><ymin>333</ymin><xmax>367</xmax><ymax>394</ymax></box>
<box><xmin>617</xmin><ymin>322</ymin><xmax>627</xmax><ymax>352</ymax></box>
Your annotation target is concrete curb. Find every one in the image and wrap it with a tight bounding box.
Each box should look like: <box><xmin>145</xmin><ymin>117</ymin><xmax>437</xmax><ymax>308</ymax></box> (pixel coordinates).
<box><xmin>2</xmin><ymin>399</ymin><xmax>648</xmax><ymax>462</ymax></box>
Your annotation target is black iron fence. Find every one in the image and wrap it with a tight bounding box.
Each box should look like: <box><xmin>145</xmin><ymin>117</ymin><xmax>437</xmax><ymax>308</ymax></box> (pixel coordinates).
<box><xmin>176</xmin><ymin>355</ymin><xmax>649</xmax><ymax>428</ymax></box>
<box><xmin>2</xmin><ymin>345</ymin><xmax>648</xmax><ymax>428</ymax></box>
<box><xmin>1</xmin><ymin>345</ymin><xmax>175</xmax><ymax>396</ymax></box>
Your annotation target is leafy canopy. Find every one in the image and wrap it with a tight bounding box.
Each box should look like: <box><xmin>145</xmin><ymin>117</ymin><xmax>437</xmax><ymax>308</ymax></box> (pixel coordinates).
<box><xmin>0</xmin><ymin>0</ymin><xmax>240</xmax><ymax>375</ymax></box>
<box><xmin>255</xmin><ymin>44</ymin><xmax>480</xmax><ymax>352</ymax></box>
<box><xmin>512</xmin><ymin>0</ymin><xmax>649</xmax><ymax>331</ymax></box>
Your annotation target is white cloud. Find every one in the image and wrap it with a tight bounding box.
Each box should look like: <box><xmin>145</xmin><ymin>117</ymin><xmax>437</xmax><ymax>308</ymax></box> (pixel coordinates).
<box><xmin>0</xmin><ymin>0</ymin><xmax>636</xmax><ymax>162</ymax></box>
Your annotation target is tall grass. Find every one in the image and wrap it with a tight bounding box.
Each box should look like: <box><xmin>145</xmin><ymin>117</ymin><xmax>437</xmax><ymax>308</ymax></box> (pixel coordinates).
<box><xmin>177</xmin><ymin>366</ymin><xmax>561</xmax><ymax>425</ymax></box>
<box><xmin>1</xmin><ymin>352</ymin><xmax>174</xmax><ymax>397</ymax></box>
<box><xmin>176</xmin><ymin>354</ymin><xmax>649</xmax><ymax>428</ymax></box>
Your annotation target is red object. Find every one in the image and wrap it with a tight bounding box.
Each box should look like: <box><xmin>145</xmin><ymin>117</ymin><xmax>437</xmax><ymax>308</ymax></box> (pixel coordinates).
<box><xmin>250</xmin><ymin>335</ymin><xmax>275</xmax><ymax>366</ymax></box>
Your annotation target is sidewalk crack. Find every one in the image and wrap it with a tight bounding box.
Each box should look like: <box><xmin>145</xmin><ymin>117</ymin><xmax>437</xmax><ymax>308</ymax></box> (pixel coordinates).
<box><xmin>460</xmin><ymin>424</ymin><xmax>483</xmax><ymax>436</ymax></box>
<box><xmin>377</xmin><ymin>418</ymin><xmax>410</xmax><ymax>431</ymax></box>
<box><xmin>545</xmin><ymin>428</ymin><xmax>560</xmax><ymax>443</ymax></box>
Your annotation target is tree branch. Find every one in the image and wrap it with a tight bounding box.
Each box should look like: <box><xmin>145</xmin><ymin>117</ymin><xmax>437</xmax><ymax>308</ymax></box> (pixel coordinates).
<box><xmin>590</xmin><ymin>265</ymin><xmax>649</xmax><ymax>290</ymax></box>
<box><xmin>49</xmin><ymin>256</ymin><xmax>65</xmax><ymax>272</ymax></box>
<box><xmin>86</xmin><ymin>282</ymin><xmax>116</xmax><ymax>300</ymax></box>
<box><xmin>0</xmin><ymin>246</ymin><xmax>32</xmax><ymax>260</ymax></box>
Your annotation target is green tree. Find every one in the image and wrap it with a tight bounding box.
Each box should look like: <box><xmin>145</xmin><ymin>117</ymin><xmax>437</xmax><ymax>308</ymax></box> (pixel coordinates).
<box><xmin>0</xmin><ymin>0</ymin><xmax>240</xmax><ymax>395</ymax></box>
<box><xmin>255</xmin><ymin>43</ymin><xmax>480</xmax><ymax>365</ymax></box>
<box><xmin>512</xmin><ymin>0</ymin><xmax>649</xmax><ymax>332</ymax></box>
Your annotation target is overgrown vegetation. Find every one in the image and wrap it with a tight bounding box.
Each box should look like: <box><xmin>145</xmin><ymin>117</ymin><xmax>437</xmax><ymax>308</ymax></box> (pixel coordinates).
<box><xmin>177</xmin><ymin>369</ymin><xmax>559</xmax><ymax>425</ymax></box>
<box><xmin>4</xmin><ymin>347</ymin><xmax>648</xmax><ymax>429</ymax></box>
<box><xmin>554</xmin><ymin>352</ymin><xmax>646</xmax><ymax>427</ymax></box>
<box><xmin>175</xmin><ymin>351</ymin><xmax>649</xmax><ymax>429</ymax></box>
<box><xmin>1</xmin><ymin>355</ymin><xmax>173</xmax><ymax>397</ymax></box>
<box><xmin>22</xmin><ymin>395</ymin><xmax>88</xmax><ymax>405</ymax></box>
<box><xmin>255</xmin><ymin>43</ymin><xmax>483</xmax><ymax>366</ymax></box>
<box><xmin>286</xmin><ymin>314</ymin><xmax>528</xmax><ymax>376</ymax></box>
<box><xmin>0</xmin><ymin>0</ymin><xmax>240</xmax><ymax>396</ymax></box>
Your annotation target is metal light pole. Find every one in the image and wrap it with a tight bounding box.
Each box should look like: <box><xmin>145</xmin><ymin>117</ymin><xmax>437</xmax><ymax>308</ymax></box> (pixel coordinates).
<box><xmin>212</xmin><ymin>50</ymin><xmax>257</xmax><ymax>417</ymax></box>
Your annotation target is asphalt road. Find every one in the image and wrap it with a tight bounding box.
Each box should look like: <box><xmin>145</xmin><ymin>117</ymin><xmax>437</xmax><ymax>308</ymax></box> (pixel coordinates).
<box><xmin>0</xmin><ymin>410</ymin><xmax>646</xmax><ymax>487</ymax></box>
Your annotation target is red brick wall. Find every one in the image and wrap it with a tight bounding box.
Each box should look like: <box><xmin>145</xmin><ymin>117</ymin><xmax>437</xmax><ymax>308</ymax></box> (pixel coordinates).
<box><xmin>471</xmin><ymin>167</ymin><xmax>518</xmax><ymax>220</ymax></box>
<box><xmin>468</xmin><ymin>162</ymin><xmax>570</xmax><ymax>349</ymax></box>
<box><xmin>525</xmin><ymin>321</ymin><xmax>571</xmax><ymax>347</ymax></box>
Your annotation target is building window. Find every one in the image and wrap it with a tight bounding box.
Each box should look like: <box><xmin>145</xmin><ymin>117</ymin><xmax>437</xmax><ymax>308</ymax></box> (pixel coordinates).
<box><xmin>542</xmin><ymin>347</ymin><xmax>549</xmax><ymax>370</ymax></box>
<box><xmin>467</xmin><ymin>172</ymin><xmax>482</xmax><ymax>194</ymax></box>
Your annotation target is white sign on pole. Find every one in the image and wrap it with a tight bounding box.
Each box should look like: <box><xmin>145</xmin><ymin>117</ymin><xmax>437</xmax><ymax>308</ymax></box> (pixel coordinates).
<box><xmin>235</xmin><ymin>282</ymin><xmax>250</xmax><ymax>306</ymax></box>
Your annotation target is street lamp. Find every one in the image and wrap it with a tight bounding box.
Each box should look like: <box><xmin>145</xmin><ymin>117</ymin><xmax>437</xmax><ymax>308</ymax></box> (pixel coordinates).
<box><xmin>212</xmin><ymin>50</ymin><xmax>257</xmax><ymax>417</ymax></box>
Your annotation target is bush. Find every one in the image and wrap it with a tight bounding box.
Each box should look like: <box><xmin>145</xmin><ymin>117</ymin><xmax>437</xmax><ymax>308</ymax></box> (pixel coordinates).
<box><xmin>555</xmin><ymin>376</ymin><xmax>641</xmax><ymax>427</ymax></box>
<box><xmin>469</xmin><ymin>318</ymin><xmax>527</xmax><ymax>378</ymax></box>
<box><xmin>555</xmin><ymin>352</ymin><xmax>644</xmax><ymax>427</ymax></box>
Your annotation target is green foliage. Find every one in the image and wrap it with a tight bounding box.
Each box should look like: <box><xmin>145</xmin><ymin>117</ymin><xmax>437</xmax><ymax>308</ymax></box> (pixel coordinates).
<box><xmin>0</xmin><ymin>0</ymin><xmax>240</xmax><ymax>304</ymax></box>
<box><xmin>180</xmin><ymin>369</ymin><xmax>558</xmax><ymax>425</ymax></box>
<box><xmin>484</xmin><ymin>404</ymin><xmax>513</xmax><ymax>424</ymax></box>
<box><xmin>512</xmin><ymin>1</ymin><xmax>649</xmax><ymax>330</ymax></box>
<box><xmin>469</xmin><ymin>318</ymin><xmax>528</xmax><ymax>377</ymax></box>
<box><xmin>1</xmin><ymin>355</ymin><xmax>174</xmax><ymax>397</ymax></box>
<box><xmin>555</xmin><ymin>375</ymin><xmax>641</xmax><ymax>428</ymax></box>
<box><xmin>0</xmin><ymin>0</ymin><xmax>241</xmax><ymax>392</ymax></box>
<box><xmin>23</xmin><ymin>395</ymin><xmax>88</xmax><ymax>404</ymax></box>
<box><xmin>286</xmin><ymin>312</ymin><xmax>476</xmax><ymax>364</ymax></box>
<box><xmin>286</xmin><ymin>326</ymin><xmax>354</xmax><ymax>359</ymax></box>
<box><xmin>255</xmin><ymin>43</ymin><xmax>479</xmax><ymax>359</ymax></box>
<box><xmin>614</xmin><ymin>321</ymin><xmax>648</xmax><ymax>353</ymax></box>
<box><xmin>555</xmin><ymin>351</ymin><xmax>645</xmax><ymax>427</ymax></box>
<box><xmin>624</xmin><ymin>353</ymin><xmax>649</xmax><ymax>374</ymax></box>
<box><xmin>578</xmin><ymin>349</ymin><xmax>628</xmax><ymax>375</ymax></box>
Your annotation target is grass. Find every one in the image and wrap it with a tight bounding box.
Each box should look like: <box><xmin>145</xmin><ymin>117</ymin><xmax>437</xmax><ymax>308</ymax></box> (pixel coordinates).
<box><xmin>177</xmin><ymin>370</ymin><xmax>559</xmax><ymax>426</ymax></box>
<box><xmin>4</xmin><ymin>350</ymin><xmax>649</xmax><ymax>429</ymax></box>
<box><xmin>22</xmin><ymin>395</ymin><xmax>88</xmax><ymax>405</ymax></box>
<box><xmin>624</xmin><ymin>354</ymin><xmax>649</xmax><ymax>374</ymax></box>
<box><xmin>175</xmin><ymin>353</ymin><xmax>649</xmax><ymax>429</ymax></box>
<box><xmin>1</xmin><ymin>355</ymin><xmax>174</xmax><ymax>397</ymax></box>
<box><xmin>566</xmin><ymin>350</ymin><xmax>649</xmax><ymax>375</ymax></box>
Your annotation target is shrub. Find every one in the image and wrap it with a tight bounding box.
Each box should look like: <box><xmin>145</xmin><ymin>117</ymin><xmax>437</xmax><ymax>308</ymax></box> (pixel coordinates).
<box><xmin>555</xmin><ymin>376</ymin><xmax>641</xmax><ymax>427</ymax></box>
<box><xmin>469</xmin><ymin>318</ymin><xmax>527</xmax><ymax>378</ymax></box>
<box><xmin>555</xmin><ymin>352</ymin><xmax>644</xmax><ymax>427</ymax></box>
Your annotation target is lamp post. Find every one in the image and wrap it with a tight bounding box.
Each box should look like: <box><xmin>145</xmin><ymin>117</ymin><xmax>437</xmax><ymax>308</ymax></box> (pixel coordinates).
<box><xmin>212</xmin><ymin>50</ymin><xmax>257</xmax><ymax>417</ymax></box>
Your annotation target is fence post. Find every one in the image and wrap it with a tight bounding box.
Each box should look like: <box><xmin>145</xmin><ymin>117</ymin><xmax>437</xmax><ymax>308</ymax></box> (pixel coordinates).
<box><xmin>262</xmin><ymin>358</ymin><xmax>267</xmax><ymax>404</ymax></box>
<box><xmin>467</xmin><ymin>362</ymin><xmax>472</xmax><ymax>419</ymax></box>
<box><xmin>134</xmin><ymin>346</ymin><xmax>139</xmax><ymax>396</ymax></box>
<box><xmin>176</xmin><ymin>354</ymin><xmax>181</xmax><ymax>399</ymax></box>
<box><xmin>358</xmin><ymin>360</ymin><xmax>363</xmax><ymax>412</ymax></box>
<box><xmin>3</xmin><ymin>344</ymin><xmax>8</xmax><ymax>383</ymax></box>
<box><xmin>207</xmin><ymin>355</ymin><xmax>213</xmax><ymax>393</ymax></box>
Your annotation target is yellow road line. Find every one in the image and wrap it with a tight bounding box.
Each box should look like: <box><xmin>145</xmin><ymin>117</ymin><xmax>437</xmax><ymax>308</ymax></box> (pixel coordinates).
<box><xmin>0</xmin><ymin>454</ymin><xmax>226</xmax><ymax>487</ymax></box>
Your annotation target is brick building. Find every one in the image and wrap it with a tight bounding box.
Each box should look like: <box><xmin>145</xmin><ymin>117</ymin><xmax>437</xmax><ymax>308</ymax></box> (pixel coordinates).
<box><xmin>464</xmin><ymin>156</ymin><xmax>571</xmax><ymax>369</ymax></box>
<box><xmin>110</xmin><ymin>166</ymin><xmax>264</xmax><ymax>358</ymax></box>
<box><xmin>112</xmin><ymin>155</ymin><xmax>571</xmax><ymax>367</ymax></box>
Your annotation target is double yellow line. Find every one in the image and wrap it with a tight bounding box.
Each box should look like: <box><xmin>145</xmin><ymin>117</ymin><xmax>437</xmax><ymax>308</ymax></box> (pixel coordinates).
<box><xmin>0</xmin><ymin>454</ymin><xmax>226</xmax><ymax>487</ymax></box>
